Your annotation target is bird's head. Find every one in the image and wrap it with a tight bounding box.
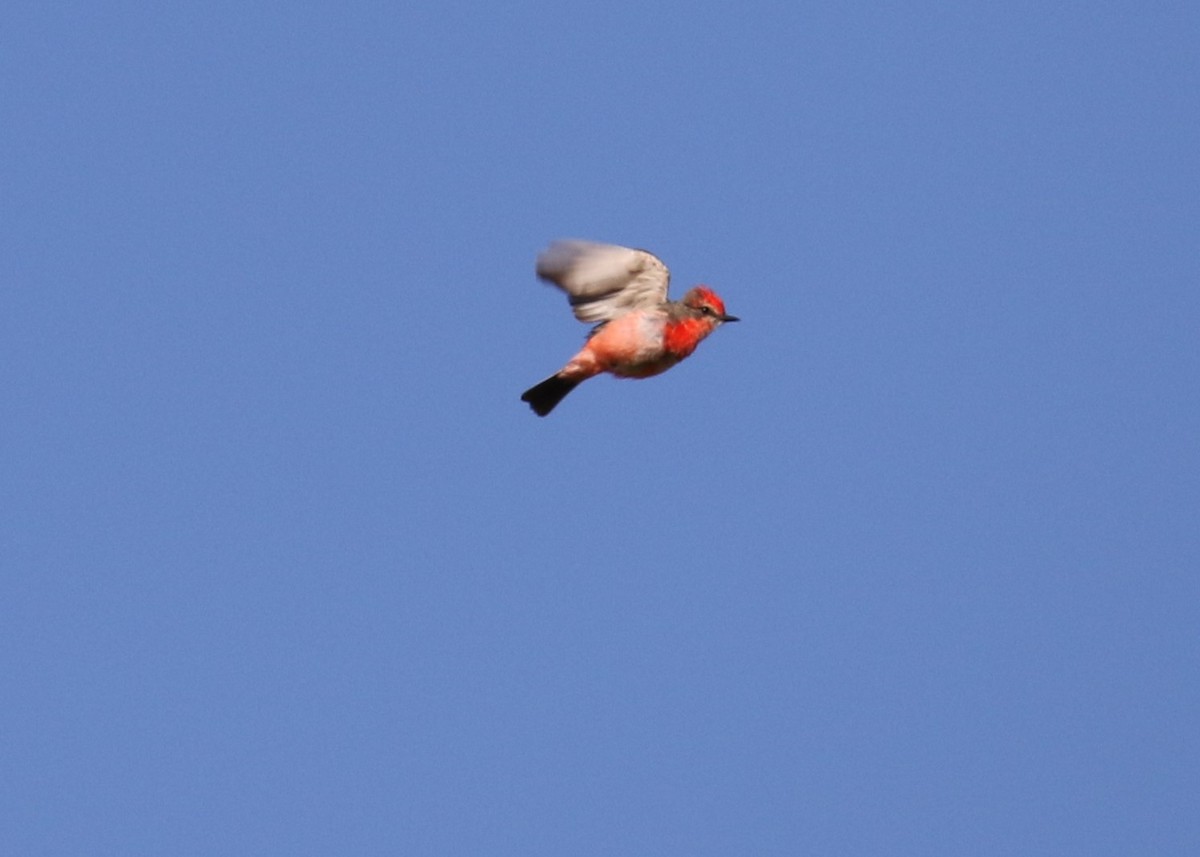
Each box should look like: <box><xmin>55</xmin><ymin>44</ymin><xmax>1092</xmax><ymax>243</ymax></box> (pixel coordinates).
<box><xmin>682</xmin><ymin>286</ymin><xmax>739</xmax><ymax>324</ymax></box>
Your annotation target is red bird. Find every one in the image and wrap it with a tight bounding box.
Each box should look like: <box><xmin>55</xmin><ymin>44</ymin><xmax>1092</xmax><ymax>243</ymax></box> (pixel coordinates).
<box><xmin>521</xmin><ymin>240</ymin><xmax>738</xmax><ymax>416</ymax></box>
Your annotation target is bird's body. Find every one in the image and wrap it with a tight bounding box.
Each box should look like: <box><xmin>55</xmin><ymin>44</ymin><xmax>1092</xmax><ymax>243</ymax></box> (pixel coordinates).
<box><xmin>521</xmin><ymin>240</ymin><xmax>737</xmax><ymax>416</ymax></box>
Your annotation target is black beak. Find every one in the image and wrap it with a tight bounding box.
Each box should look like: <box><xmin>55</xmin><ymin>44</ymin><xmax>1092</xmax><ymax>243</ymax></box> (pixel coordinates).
<box><xmin>721</xmin><ymin>314</ymin><xmax>739</xmax><ymax>323</ymax></box>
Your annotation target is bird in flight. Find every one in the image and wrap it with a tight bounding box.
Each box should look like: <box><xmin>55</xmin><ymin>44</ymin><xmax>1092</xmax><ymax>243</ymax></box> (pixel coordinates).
<box><xmin>521</xmin><ymin>239</ymin><xmax>738</xmax><ymax>416</ymax></box>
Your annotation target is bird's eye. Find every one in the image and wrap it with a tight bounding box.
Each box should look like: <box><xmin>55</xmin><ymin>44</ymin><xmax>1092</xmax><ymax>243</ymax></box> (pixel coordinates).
<box><xmin>700</xmin><ymin>305</ymin><xmax>713</xmax><ymax>315</ymax></box>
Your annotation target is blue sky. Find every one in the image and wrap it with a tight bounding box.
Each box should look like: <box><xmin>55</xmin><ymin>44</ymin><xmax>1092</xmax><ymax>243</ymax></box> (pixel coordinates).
<box><xmin>3</xmin><ymin>2</ymin><xmax>1198</xmax><ymax>854</ymax></box>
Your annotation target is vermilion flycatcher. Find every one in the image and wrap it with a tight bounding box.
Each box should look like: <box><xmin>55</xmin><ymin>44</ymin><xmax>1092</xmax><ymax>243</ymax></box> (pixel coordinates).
<box><xmin>521</xmin><ymin>240</ymin><xmax>738</xmax><ymax>416</ymax></box>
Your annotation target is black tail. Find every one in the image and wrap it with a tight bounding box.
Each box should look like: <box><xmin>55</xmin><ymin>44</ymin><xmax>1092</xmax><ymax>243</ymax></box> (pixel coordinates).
<box><xmin>521</xmin><ymin>374</ymin><xmax>580</xmax><ymax>417</ymax></box>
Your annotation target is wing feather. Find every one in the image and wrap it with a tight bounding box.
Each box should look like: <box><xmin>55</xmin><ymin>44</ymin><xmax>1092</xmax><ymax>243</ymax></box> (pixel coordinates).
<box><xmin>535</xmin><ymin>240</ymin><xmax>671</xmax><ymax>324</ymax></box>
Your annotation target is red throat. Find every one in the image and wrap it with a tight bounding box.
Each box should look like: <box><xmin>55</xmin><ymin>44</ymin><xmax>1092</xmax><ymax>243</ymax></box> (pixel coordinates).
<box><xmin>663</xmin><ymin>317</ymin><xmax>712</xmax><ymax>358</ymax></box>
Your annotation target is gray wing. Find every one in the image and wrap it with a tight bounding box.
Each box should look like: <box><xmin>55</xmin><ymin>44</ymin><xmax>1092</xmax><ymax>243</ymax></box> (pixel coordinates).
<box><xmin>535</xmin><ymin>240</ymin><xmax>671</xmax><ymax>324</ymax></box>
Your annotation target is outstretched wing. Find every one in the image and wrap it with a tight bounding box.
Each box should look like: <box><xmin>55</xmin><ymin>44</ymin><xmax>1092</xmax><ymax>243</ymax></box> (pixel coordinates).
<box><xmin>535</xmin><ymin>240</ymin><xmax>671</xmax><ymax>324</ymax></box>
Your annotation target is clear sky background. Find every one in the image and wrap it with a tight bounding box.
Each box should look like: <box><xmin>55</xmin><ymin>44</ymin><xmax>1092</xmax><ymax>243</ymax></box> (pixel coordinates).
<box><xmin>3</xmin><ymin>2</ymin><xmax>1198</xmax><ymax>854</ymax></box>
